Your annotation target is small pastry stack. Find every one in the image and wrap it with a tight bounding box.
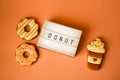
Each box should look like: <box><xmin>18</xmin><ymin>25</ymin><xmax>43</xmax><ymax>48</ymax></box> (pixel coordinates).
<box><xmin>87</xmin><ymin>38</ymin><xmax>106</xmax><ymax>70</ymax></box>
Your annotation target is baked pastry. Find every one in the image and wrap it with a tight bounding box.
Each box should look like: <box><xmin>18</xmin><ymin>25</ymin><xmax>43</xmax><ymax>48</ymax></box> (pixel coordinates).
<box><xmin>87</xmin><ymin>38</ymin><xmax>106</xmax><ymax>70</ymax></box>
<box><xmin>17</xmin><ymin>18</ymin><xmax>39</xmax><ymax>40</ymax></box>
<box><xmin>16</xmin><ymin>43</ymin><xmax>38</xmax><ymax>66</ymax></box>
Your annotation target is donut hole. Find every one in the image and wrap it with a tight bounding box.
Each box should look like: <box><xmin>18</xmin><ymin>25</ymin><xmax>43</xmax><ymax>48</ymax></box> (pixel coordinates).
<box><xmin>24</xmin><ymin>25</ymin><xmax>31</xmax><ymax>32</ymax></box>
<box><xmin>23</xmin><ymin>51</ymin><xmax>30</xmax><ymax>58</ymax></box>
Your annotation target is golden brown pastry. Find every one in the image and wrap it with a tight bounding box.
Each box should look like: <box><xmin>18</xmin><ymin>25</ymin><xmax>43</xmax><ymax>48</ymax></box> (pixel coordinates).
<box><xmin>17</xmin><ymin>18</ymin><xmax>39</xmax><ymax>40</ymax></box>
<box><xmin>16</xmin><ymin>43</ymin><xmax>38</xmax><ymax>66</ymax></box>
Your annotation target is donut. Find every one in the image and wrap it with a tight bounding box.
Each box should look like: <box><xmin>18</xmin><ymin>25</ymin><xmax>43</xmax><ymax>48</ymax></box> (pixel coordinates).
<box><xmin>17</xmin><ymin>18</ymin><xmax>39</xmax><ymax>40</ymax></box>
<box><xmin>87</xmin><ymin>38</ymin><xmax>106</xmax><ymax>70</ymax></box>
<box><xmin>16</xmin><ymin>43</ymin><xmax>39</xmax><ymax>66</ymax></box>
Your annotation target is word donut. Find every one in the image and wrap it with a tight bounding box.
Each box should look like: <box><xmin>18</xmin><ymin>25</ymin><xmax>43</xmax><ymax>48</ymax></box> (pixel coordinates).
<box><xmin>16</xmin><ymin>43</ymin><xmax>38</xmax><ymax>66</ymax></box>
<box><xmin>17</xmin><ymin>18</ymin><xmax>39</xmax><ymax>40</ymax></box>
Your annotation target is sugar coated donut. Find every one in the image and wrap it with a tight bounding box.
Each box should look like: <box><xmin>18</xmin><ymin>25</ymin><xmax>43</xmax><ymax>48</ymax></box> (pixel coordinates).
<box><xmin>16</xmin><ymin>43</ymin><xmax>38</xmax><ymax>66</ymax></box>
<box><xmin>17</xmin><ymin>18</ymin><xmax>39</xmax><ymax>40</ymax></box>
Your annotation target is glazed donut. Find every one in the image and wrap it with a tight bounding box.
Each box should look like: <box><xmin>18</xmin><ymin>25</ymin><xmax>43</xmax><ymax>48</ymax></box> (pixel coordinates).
<box><xmin>17</xmin><ymin>18</ymin><xmax>39</xmax><ymax>40</ymax></box>
<box><xmin>16</xmin><ymin>43</ymin><xmax>38</xmax><ymax>66</ymax></box>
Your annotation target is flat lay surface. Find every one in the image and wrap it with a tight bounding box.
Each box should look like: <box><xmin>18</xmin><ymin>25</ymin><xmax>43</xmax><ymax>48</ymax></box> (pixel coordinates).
<box><xmin>0</xmin><ymin>0</ymin><xmax>120</xmax><ymax>80</ymax></box>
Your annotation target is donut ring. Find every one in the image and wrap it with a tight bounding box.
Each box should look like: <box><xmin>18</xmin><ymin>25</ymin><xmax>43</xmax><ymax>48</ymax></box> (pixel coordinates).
<box><xmin>16</xmin><ymin>43</ymin><xmax>38</xmax><ymax>66</ymax></box>
<box><xmin>17</xmin><ymin>18</ymin><xmax>39</xmax><ymax>40</ymax></box>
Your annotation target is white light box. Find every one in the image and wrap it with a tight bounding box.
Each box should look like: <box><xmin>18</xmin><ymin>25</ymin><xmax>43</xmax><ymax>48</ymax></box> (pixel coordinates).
<box><xmin>37</xmin><ymin>20</ymin><xmax>82</xmax><ymax>57</ymax></box>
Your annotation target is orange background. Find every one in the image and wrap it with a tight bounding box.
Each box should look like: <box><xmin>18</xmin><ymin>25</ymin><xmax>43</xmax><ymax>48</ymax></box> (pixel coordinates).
<box><xmin>0</xmin><ymin>0</ymin><xmax>120</xmax><ymax>80</ymax></box>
